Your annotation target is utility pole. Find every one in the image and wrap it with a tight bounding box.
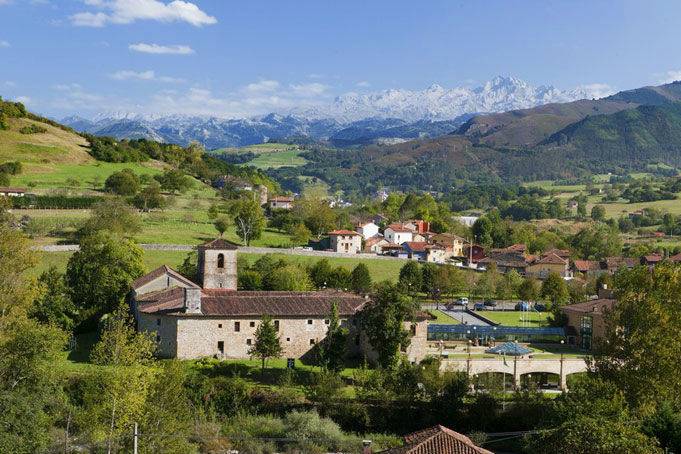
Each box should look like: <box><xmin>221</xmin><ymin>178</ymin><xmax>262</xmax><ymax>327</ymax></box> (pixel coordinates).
<box><xmin>133</xmin><ymin>422</ymin><xmax>138</xmax><ymax>454</ymax></box>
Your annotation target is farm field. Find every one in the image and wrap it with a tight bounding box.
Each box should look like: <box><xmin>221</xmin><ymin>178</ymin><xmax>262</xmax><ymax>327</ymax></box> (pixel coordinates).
<box><xmin>215</xmin><ymin>143</ymin><xmax>308</xmax><ymax>169</ymax></box>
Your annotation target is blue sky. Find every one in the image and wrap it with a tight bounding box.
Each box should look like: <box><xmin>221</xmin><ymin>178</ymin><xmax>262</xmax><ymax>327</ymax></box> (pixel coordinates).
<box><xmin>1</xmin><ymin>0</ymin><xmax>681</xmax><ymax>118</ymax></box>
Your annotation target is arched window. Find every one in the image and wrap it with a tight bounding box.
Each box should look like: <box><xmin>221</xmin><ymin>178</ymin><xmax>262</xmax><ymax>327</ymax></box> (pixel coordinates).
<box><xmin>217</xmin><ymin>253</ymin><xmax>225</xmax><ymax>269</ymax></box>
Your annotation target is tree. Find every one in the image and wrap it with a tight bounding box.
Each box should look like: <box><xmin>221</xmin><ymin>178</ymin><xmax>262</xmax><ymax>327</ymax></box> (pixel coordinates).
<box><xmin>104</xmin><ymin>169</ymin><xmax>140</xmax><ymax>196</ymax></box>
<box><xmin>0</xmin><ymin>225</ymin><xmax>37</xmax><ymax>321</ymax></box>
<box><xmin>595</xmin><ymin>264</ymin><xmax>681</xmax><ymax>409</ymax></box>
<box><xmin>66</xmin><ymin>231</ymin><xmax>145</xmax><ymax>324</ymax></box>
<box><xmin>238</xmin><ymin>270</ymin><xmax>263</xmax><ymax>290</ymax></box>
<box><xmin>265</xmin><ymin>265</ymin><xmax>313</xmax><ymax>291</ymax></box>
<box><xmin>30</xmin><ymin>267</ymin><xmax>77</xmax><ymax>332</ymax></box>
<box><xmin>155</xmin><ymin>169</ymin><xmax>192</xmax><ymax>194</ymax></box>
<box><xmin>591</xmin><ymin>205</ymin><xmax>606</xmax><ymax>221</ymax></box>
<box><xmin>360</xmin><ymin>283</ymin><xmax>417</xmax><ymax>369</ymax></box>
<box><xmin>319</xmin><ymin>302</ymin><xmax>348</xmax><ymax>372</ymax></box>
<box><xmin>571</xmin><ymin>223</ymin><xmax>622</xmax><ymax>260</ymax></box>
<box><xmin>213</xmin><ymin>215</ymin><xmax>231</xmax><ymax>237</ymax></box>
<box><xmin>350</xmin><ymin>263</ymin><xmax>372</xmax><ymax>293</ymax></box>
<box><xmin>232</xmin><ymin>198</ymin><xmax>266</xmax><ymax>246</ymax></box>
<box><xmin>498</xmin><ymin>269</ymin><xmax>523</xmax><ymax>300</ymax></box>
<box><xmin>399</xmin><ymin>261</ymin><xmax>422</xmax><ymax>295</ymax></box>
<box><xmin>309</xmin><ymin>259</ymin><xmax>333</xmax><ymax>289</ymax></box>
<box><xmin>133</xmin><ymin>181</ymin><xmax>166</xmax><ymax>211</ymax></box>
<box><xmin>518</xmin><ymin>277</ymin><xmax>540</xmax><ymax>301</ymax></box>
<box><xmin>248</xmin><ymin>315</ymin><xmax>283</xmax><ymax>373</ymax></box>
<box><xmin>293</xmin><ymin>198</ymin><xmax>337</xmax><ymax>238</ymax></box>
<box><xmin>576</xmin><ymin>194</ymin><xmax>588</xmax><ymax>219</ymax></box>
<box><xmin>289</xmin><ymin>223</ymin><xmax>312</xmax><ymax>246</ymax></box>
<box><xmin>435</xmin><ymin>265</ymin><xmax>466</xmax><ymax>297</ymax></box>
<box><xmin>542</xmin><ymin>272</ymin><xmax>570</xmax><ymax>325</ymax></box>
<box><xmin>81</xmin><ymin>197</ymin><xmax>142</xmax><ymax>237</ymax></box>
<box><xmin>90</xmin><ymin>303</ymin><xmax>156</xmax><ymax>366</ymax></box>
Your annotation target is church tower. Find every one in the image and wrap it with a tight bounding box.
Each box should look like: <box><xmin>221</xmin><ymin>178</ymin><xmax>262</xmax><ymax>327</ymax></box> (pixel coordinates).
<box><xmin>197</xmin><ymin>239</ymin><xmax>239</xmax><ymax>290</ymax></box>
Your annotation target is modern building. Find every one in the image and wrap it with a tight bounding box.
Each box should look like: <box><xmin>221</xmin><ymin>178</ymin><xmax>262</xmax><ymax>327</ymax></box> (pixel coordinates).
<box><xmin>562</xmin><ymin>298</ymin><xmax>616</xmax><ymax>350</ymax></box>
<box><xmin>328</xmin><ymin>230</ymin><xmax>362</xmax><ymax>254</ymax></box>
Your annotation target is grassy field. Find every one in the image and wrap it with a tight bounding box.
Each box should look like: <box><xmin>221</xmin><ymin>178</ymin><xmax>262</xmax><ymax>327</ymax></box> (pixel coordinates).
<box><xmin>33</xmin><ymin>249</ymin><xmax>406</xmax><ymax>283</ymax></box>
<box><xmin>0</xmin><ymin>117</ymin><xmax>90</xmax><ymax>164</ymax></box>
<box><xmin>428</xmin><ymin>309</ymin><xmax>460</xmax><ymax>324</ymax></box>
<box><xmin>476</xmin><ymin>310</ymin><xmax>550</xmax><ymax>327</ymax></box>
<box><xmin>215</xmin><ymin>143</ymin><xmax>308</xmax><ymax>170</ymax></box>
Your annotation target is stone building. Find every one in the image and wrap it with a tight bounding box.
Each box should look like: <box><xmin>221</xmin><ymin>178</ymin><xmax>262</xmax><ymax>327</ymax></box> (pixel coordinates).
<box><xmin>328</xmin><ymin>229</ymin><xmax>362</xmax><ymax>254</ymax></box>
<box><xmin>131</xmin><ymin>239</ymin><xmax>430</xmax><ymax>363</ymax></box>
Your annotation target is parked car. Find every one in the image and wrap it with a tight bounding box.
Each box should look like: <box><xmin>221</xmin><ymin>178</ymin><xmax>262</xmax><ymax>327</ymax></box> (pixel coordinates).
<box><xmin>456</xmin><ymin>297</ymin><xmax>469</xmax><ymax>306</ymax></box>
<box><xmin>484</xmin><ymin>299</ymin><xmax>497</xmax><ymax>307</ymax></box>
<box><xmin>515</xmin><ymin>301</ymin><xmax>531</xmax><ymax>311</ymax></box>
<box><xmin>534</xmin><ymin>303</ymin><xmax>547</xmax><ymax>312</ymax></box>
<box><xmin>473</xmin><ymin>302</ymin><xmax>486</xmax><ymax>311</ymax></box>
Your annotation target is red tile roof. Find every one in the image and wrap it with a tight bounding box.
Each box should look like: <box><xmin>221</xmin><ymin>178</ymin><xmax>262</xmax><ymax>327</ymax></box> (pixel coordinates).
<box><xmin>403</xmin><ymin>241</ymin><xmax>429</xmax><ymax>252</ymax></box>
<box><xmin>543</xmin><ymin>248</ymin><xmax>571</xmax><ymax>258</ymax></box>
<box><xmin>379</xmin><ymin>425</ymin><xmax>493</xmax><ymax>454</ymax></box>
<box><xmin>670</xmin><ymin>253</ymin><xmax>681</xmax><ymax>263</ymax></box>
<box><xmin>386</xmin><ymin>223</ymin><xmax>414</xmax><ymax>233</ymax></box>
<box><xmin>573</xmin><ymin>259</ymin><xmax>600</xmax><ymax>272</ymax></box>
<box><xmin>328</xmin><ymin>229</ymin><xmax>361</xmax><ymax>236</ymax></box>
<box><xmin>535</xmin><ymin>253</ymin><xmax>568</xmax><ymax>265</ymax></box>
<box><xmin>0</xmin><ymin>187</ymin><xmax>27</xmax><ymax>193</ymax></box>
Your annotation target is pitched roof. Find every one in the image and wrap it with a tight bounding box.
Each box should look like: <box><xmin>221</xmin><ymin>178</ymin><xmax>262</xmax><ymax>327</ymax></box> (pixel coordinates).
<box><xmin>562</xmin><ymin>298</ymin><xmax>616</xmax><ymax>315</ymax></box>
<box><xmin>573</xmin><ymin>259</ymin><xmax>600</xmax><ymax>272</ymax></box>
<box><xmin>364</xmin><ymin>235</ymin><xmax>387</xmax><ymax>247</ymax></box>
<box><xmin>0</xmin><ymin>187</ymin><xmax>26</xmax><ymax>193</ymax></box>
<box><xmin>328</xmin><ymin>229</ymin><xmax>361</xmax><ymax>236</ymax></box>
<box><xmin>504</xmin><ymin>243</ymin><xmax>527</xmax><ymax>253</ymax></box>
<box><xmin>198</xmin><ymin>238</ymin><xmax>240</xmax><ymax>250</ymax></box>
<box><xmin>403</xmin><ymin>241</ymin><xmax>429</xmax><ymax>252</ymax></box>
<box><xmin>386</xmin><ymin>223</ymin><xmax>414</xmax><ymax>233</ymax></box>
<box><xmin>269</xmin><ymin>196</ymin><xmax>294</xmax><ymax>202</ymax></box>
<box><xmin>543</xmin><ymin>248</ymin><xmax>571</xmax><ymax>258</ymax></box>
<box><xmin>132</xmin><ymin>265</ymin><xmax>200</xmax><ymax>291</ymax></box>
<box><xmin>140</xmin><ymin>289</ymin><xmax>368</xmax><ymax>317</ymax></box>
<box><xmin>534</xmin><ymin>253</ymin><xmax>568</xmax><ymax>265</ymax></box>
<box><xmin>670</xmin><ymin>252</ymin><xmax>681</xmax><ymax>263</ymax></box>
<box><xmin>379</xmin><ymin>425</ymin><xmax>493</xmax><ymax>454</ymax></box>
<box><xmin>643</xmin><ymin>254</ymin><xmax>662</xmax><ymax>263</ymax></box>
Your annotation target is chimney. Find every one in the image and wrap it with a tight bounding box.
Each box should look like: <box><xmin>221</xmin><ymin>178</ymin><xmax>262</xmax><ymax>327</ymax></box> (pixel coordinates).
<box><xmin>184</xmin><ymin>287</ymin><xmax>202</xmax><ymax>314</ymax></box>
<box><xmin>362</xmin><ymin>440</ymin><xmax>372</xmax><ymax>454</ymax></box>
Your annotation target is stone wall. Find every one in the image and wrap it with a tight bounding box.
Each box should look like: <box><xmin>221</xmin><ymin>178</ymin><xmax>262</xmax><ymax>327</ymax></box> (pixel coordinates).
<box><xmin>360</xmin><ymin>319</ymin><xmax>430</xmax><ymax>365</ymax></box>
<box><xmin>199</xmin><ymin>249</ymin><xmax>237</xmax><ymax>290</ymax></box>
<box><xmin>139</xmin><ymin>313</ymin><xmax>178</xmax><ymax>358</ymax></box>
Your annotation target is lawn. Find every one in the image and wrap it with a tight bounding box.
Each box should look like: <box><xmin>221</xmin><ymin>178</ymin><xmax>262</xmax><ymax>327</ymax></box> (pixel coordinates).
<box><xmin>33</xmin><ymin>249</ymin><xmax>406</xmax><ymax>283</ymax></box>
<box><xmin>428</xmin><ymin>309</ymin><xmax>460</xmax><ymax>325</ymax></box>
<box><xmin>214</xmin><ymin>143</ymin><xmax>307</xmax><ymax>169</ymax></box>
<box><xmin>476</xmin><ymin>310</ymin><xmax>550</xmax><ymax>327</ymax></box>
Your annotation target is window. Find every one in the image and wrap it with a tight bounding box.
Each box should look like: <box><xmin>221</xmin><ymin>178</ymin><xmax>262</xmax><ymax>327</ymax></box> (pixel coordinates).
<box><xmin>310</xmin><ymin>339</ymin><xmax>316</xmax><ymax>345</ymax></box>
<box><xmin>234</xmin><ymin>321</ymin><xmax>241</xmax><ymax>332</ymax></box>
<box><xmin>580</xmin><ymin>316</ymin><xmax>593</xmax><ymax>334</ymax></box>
<box><xmin>274</xmin><ymin>320</ymin><xmax>279</xmax><ymax>331</ymax></box>
<box><xmin>156</xmin><ymin>334</ymin><xmax>161</xmax><ymax>342</ymax></box>
<box><xmin>410</xmin><ymin>324</ymin><xmax>417</xmax><ymax>336</ymax></box>
<box><xmin>307</xmin><ymin>319</ymin><xmax>313</xmax><ymax>325</ymax></box>
<box><xmin>324</xmin><ymin>319</ymin><xmax>330</xmax><ymax>325</ymax></box>
<box><xmin>218</xmin><ymin>323</ymin><xmax>222</xmax><ymax>328</ymax></box>
<box><xmin>286</xmin><ymin>337</ymin><xmax>291</xmax><ymax>342</ymax></box>
<box><xmin>217</xmin><ymin>341</ymin><xmax>224</xmax><ymax>354</ymax></box>
<box><xmin>250</xmin><ymin>321</ymin><xmax>255</xmax><ymax>328</ymax></box>
<box><xmin>217</xmin><ymin>253</ymin><xmax>225</xmax><ymax>269</ymax></box>
<box><xmin>246</xmin><ymin>339</ymin><xmax>252</xmax><ymax>346</ymax></box>
<box><xmin>156</xmin><ymin>318</ymin><xmax>161</xmax><ymax>326</ymax></box>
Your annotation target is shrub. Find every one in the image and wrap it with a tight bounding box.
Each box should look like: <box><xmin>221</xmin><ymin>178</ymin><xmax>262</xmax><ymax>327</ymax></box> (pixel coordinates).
<box><xmin>19</xmin><ymin>124</ymin><xmax>47</xmax><ymax>135</ymax></box>
<box><xmin>104</xmin><ymin>169</ymin><xmax>141</xmax><ymax>196</ymax></box>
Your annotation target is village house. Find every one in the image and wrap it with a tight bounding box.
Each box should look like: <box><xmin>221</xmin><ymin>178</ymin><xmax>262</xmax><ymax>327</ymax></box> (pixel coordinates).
<box><xmin>0</xmin><ymin>187</ymin><xmax>26</xmax><ymax>197</ymax></box>
<box><xmin>463</xmin><ymin>243</ymin><xmax>485</xmax><ymax>265</ymax></box>
<box><xmin>641</xmin><ymin>253</ymin><xmax>663</xmax><ymax>267</ymax></box>
<box><xmin>363</xmin><ymin>235</ymin><xmax>389</xmax><ymax>254</ymax></box>
<box><xmin>429</xmin><ymin>233</ymin><xmax>465</xmax><ymax>257</ymax></box>
<box><xmin>355</xmin><ymin>221</ymin><xmax>380</xmax><ymax>240</ymax></box>
<box><xmin>328</xmin><ymin>230</ymin><xmax>362</xmax><ymax>254</ymax></box>
<box><xmin>526</xmin><ymin>253</ymin><xmax>571</xmax><ymax>279</ymax></box>
<box><xmin>384</xmin><ymin>223</ymin><xmax>414</xmax><ymax>245</ymax></box>
<box><xmin>376</xmin><ymin>425</ymin><xmax>493</xmax><ymax>454</ymax></box>
<box><xmin>404</xmin><ymin>219</ymin><xmax>430</xmax><ymax>234</ymax></box>
<box><xmin>572</xmin><ymin>259</ymin><xmax>602</xmax><ymax>278</ymax></box>
<box><xmin>268</xmin><ymin>195</ymin><xmax>295</xmax><ymax>210</ymax></box>
<box><xmin>130</xmin><ymin>239</ymin><xmax>431</xmax><ymax>363</ymax></box>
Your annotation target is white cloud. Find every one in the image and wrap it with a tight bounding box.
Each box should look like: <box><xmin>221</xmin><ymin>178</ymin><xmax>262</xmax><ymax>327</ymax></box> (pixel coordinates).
<box><xmin>0</xmin><ymin>40</ymin><xmax>10</xmax><ymax>48</ymax></box>
<box><xmin>129</xmin><ymin>42</ymin><xmax>194</xmax><ymax>55</ymax></box>
<box><xmin>659</xmin><ymin>70</ymin><xmax>681</xmax><ymax>84</ymax></box>
<box><xmin>356</xmin><ymin>81</ymin><xmax>371</xmax><ymax>88</ymax></box>
<box><xmin>109</xmin><ymin>69</ymin><xmax>183</xmax><ymax>83</ymax></box>
<box><xmin>575</xmin><ymin>83</ymin><xmax>615</xmax><ymax>99</ymax></box>
<box><xmin>71</xmin><ymin>0</ymin><xmax>217</xmax><ymax>27</ymax></box>
<box><xmin>245</xmin><ymin>80</ymin><xmax>280</xmax><ymax>93</ymax></box>
<box><xmin>289</xmin><ymin>82</ymin><xmax>329</xmax><ymax>97</ymax></box>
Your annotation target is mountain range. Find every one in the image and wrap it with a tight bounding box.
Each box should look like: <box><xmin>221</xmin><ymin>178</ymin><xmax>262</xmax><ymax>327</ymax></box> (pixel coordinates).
<box><xmin>60</xmin><ymin>76</ymin><xmax>610</xmax><ymax>148</ymax></box>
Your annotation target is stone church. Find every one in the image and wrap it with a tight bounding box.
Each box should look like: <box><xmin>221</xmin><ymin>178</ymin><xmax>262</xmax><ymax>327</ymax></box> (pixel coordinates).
<box><xmin>130</xmin><ymin>239</ymin><xmax>430</xmax><ymax>362</ymax></box>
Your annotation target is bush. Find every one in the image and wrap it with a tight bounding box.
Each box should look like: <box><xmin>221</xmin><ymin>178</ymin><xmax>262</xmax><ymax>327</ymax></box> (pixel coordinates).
<box><xmin>104</xmin><ymin>169</ymin><xmax>141</xmax><ymax>196</ymax></box>
<box><xmin>0</xmin><ymin>161</ymin><xmax>22</xmax><ymax>175</ymax></box>
<box><xmin>10</xmin><ymin>194</ymin><xmax>104</xmax><ymax>209</ymax></box>
<box><xmin>19</xmin><ymin>124</ymin><xmax>47</xmax><ymax>135</ymax></box>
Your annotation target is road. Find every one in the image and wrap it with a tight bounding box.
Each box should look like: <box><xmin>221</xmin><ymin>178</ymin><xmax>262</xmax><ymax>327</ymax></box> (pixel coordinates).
<box><xmin>434</xmin><ymin>306</ymin><xmax>493</xmax><ymax>326</ymax></box>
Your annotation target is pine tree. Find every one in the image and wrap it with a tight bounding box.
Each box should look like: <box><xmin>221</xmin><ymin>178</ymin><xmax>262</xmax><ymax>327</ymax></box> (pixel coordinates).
<box><xmin>319</xmin><ymin>302</ymin><xmax>348</xmax><ymax>372</ymax></box>
<box><xmin>350</xmin><ymin>263</ymin><xmax>372</xmax><ymax>293</ymax></box>
<box><xmin>248</xmin><ymin>315</ymin><xmax>283</xmax><ymax>374</ymax></box>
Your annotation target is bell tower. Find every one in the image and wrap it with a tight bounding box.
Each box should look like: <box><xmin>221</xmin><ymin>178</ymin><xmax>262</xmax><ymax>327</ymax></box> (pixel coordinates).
<box><xmin>197</xmin><ymin>239</ymin><xmax>239</xmax><ymax>290</ymax></box>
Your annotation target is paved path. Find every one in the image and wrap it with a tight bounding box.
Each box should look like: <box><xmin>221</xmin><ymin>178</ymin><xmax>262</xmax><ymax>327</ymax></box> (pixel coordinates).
<box><xmin>441</xmin><ymin>307</ymin><xmax>493</xmax><ymax>326</ymax></box>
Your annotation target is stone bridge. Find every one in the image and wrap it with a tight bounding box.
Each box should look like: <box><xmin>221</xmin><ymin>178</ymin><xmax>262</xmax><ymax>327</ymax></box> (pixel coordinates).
<box><xmin>440</xmin><ymin>357</ymin><xmax>588</xmax><ymax>390</ymax></box>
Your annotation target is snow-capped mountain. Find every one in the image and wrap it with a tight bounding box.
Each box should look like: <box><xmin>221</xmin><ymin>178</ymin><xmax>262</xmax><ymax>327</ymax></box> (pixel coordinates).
<box><xmin>300</xmin><ymin>76</ymin><xmax>612</xmax><ymax>122</ymax></box>
<box><xmin>62</xmin><ymin>76</ymin><xmax>612</xmax><ymax>148</ymax></box>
